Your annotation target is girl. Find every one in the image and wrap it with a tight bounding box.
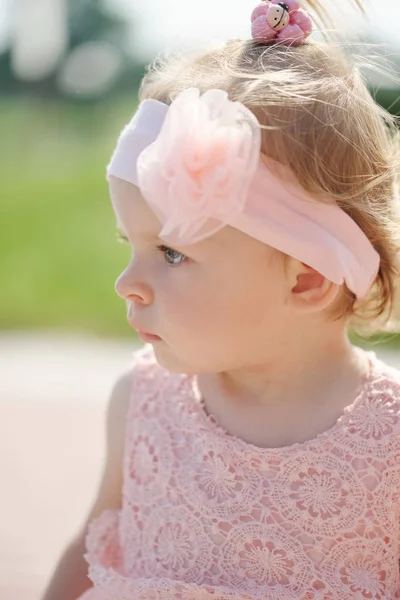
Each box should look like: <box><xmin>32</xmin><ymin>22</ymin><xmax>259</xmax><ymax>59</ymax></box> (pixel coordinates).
<box><xmin>42</xmin><ymin>0</ymin><xmax>400</xmax><ymax>599</ymax></box>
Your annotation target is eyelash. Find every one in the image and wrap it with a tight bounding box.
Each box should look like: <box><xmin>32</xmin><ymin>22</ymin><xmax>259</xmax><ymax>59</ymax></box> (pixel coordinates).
<box><xmin>116</xmin><ymin>232</ymin><xmax>188</xmax><ymax>266</ymax></box>
<box><xmin>156</xmin><ymin>245</ymin><xmax>188</xmax><ymax>265</ymax></box>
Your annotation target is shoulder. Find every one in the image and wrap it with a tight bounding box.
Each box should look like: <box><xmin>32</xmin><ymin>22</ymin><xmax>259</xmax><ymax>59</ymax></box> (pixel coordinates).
<box><xmin>106</xmin><ymin>368</ymin><xmax>133</xmax><ymax>429</ymax></box>
<box><xmin>369</xmin><ymin>351</ymin><xmax>400</xmax><ymax>399</ymax></box>
<box><xmin>364</xmin><ymin>351</ymin><xmax>400</xmax><ymax>436</ymax></box>
<box><xmin>328</xmin><ymin>351</ymin><xmax>400</xmax><ymax>464</ymax></box>
<box><xmin>105</xmin><ymin>345</ymin><xmax>161</xmax><ymax>429</ymax></box>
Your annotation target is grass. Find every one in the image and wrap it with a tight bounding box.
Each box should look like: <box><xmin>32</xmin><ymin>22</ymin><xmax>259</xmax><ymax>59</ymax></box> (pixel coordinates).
<box><xmin>0</xmin><ymin>95</ymin><xmax>136</xmax><ymax>337</ymax></box>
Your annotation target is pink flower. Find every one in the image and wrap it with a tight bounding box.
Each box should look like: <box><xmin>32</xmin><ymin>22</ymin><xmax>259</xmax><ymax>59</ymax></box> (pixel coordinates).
<box><xmin>278</xmin><ymin>23</ymin><xmax>306</xmax><ymax>45</ymax></box>
<box><xmin>290</xmin><ymin>9</ymin><xmax>313</xmax><ymax>37</ymax></box>
<box><xmin>137</xmin><ymin>88</ymin><xmax>261</xmax><ymax>246</ymax></box>
<box><xmin>251</xmin><ymin>2</ymin><xmax>269</xmax><ymax>22</ymax></box>
<box><xmin>251</xmin><ymin>4</ymin><xmax>276</xmax><ymax>40</ymax></box>
<box><xmin>251</xmin><ymin>0</ymin><xmax>312</xmax><ymax>46</ymax></box>
<box><xmin>252</xmin><ymin>16</ymin><xmax>276</xmax><ymax>41</ymax></box>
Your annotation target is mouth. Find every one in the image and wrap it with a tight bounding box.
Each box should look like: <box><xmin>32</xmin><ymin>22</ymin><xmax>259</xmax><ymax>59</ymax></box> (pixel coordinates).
<box><xmin>135</xmin><ymin>328</ymin><xmax>162</xmax><ymax>343</ymax></box>
<box><xmin>127</xmin><ymin>316</ymin><xmax>162</xmax><ymax>342</ymax></box>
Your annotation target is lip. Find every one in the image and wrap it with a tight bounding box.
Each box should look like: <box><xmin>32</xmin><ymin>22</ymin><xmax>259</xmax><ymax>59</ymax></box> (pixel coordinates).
<box><xmin>136</xmin><ymin>329</ymin><xmax>162</xmax><ymax>343</ymax></box>
<box><xmin>127</xmin><ymin>317</ymin><xmax>162</xmax><ymax>342</ymax></box>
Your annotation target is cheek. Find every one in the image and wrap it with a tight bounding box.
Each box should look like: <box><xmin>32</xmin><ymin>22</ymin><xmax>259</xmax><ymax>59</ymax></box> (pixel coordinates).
<box><xmin>154</xmin><ymin>266</ymin><xmax>225</xmax><ymax>334</ymax></box>
<box><xmin>218</xmin><ymin>261</ymin><xmax>284</xmax><ymax>316</ymax></box>
<box><xmin>154</xmin><ymin>257</ymin><xmax>285</xmax><ymax>337</ymax></box>
<box><xmin>161</xmin><ymin>277</ymin><xmax>216</xmax><ymax>327</ymax></box>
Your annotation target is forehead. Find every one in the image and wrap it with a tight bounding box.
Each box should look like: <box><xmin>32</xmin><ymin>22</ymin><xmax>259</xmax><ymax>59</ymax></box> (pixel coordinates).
<box><xmin>109</xmin><ymin>176</ymin><xmax>162</xmax><ymax>239</ymax></box>
<box><xmin>108</xmin><ymin>175</ymin><xmax>273</xmax><ymax>265</ymax></box>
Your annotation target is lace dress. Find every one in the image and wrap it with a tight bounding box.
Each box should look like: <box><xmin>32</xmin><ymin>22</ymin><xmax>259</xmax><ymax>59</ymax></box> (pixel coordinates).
<box><xmin>77</xmin><ymin>345</ymin><xmax>400</xmax><ymax>599</ymax></box>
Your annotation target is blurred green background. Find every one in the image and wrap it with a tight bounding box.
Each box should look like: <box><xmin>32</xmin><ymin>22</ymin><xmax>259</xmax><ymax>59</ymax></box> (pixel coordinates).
<box><xmin>1</xmin><ymin>0</ymin><xmax>400</xmax><ymax>341</ymax></box>
<box><xmin>0</xmin><ymin>95</ymin><xmax>134</xmax><ymax>337</ymax></box>
<box><xmin>1</xmin><ymin>0</ymin><xmax>144</xmax><ymax>337</ymax></box>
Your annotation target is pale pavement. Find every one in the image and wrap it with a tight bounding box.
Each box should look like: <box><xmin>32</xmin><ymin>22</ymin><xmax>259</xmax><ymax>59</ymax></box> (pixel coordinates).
<box><xmin>1</xmin><ymin>332</ymin><xmax>400</xmax><ymax>599</ymax></box>
<box><xmin>0</xmin><ymin>332</ymin><xmax>139</xmax><ymax>600</ymax></box>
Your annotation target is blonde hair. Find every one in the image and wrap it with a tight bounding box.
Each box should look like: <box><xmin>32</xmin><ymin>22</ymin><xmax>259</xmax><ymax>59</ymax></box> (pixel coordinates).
<box><xmin>139</xmin><ymin>1</ymin><xmax>400</xmax><ymax>333</ymax></box>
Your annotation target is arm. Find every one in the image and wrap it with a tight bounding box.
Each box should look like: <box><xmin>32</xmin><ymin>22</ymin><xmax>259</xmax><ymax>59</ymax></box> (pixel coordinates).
<box><xmin>41</xmin><ymin>369</ymin><xmax>133</xmax><ymax>600</ymax></box>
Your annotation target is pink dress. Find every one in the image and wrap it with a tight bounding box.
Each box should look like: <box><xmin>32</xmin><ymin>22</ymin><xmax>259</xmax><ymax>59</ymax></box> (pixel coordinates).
<box><xmin>77</xmin><ymin>345</ymin><xmax>400</xmax><ymax>599</ymax></box>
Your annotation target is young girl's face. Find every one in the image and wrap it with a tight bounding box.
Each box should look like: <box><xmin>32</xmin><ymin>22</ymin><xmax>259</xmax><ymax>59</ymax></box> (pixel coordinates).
<box><xmin>110</xmin><ymin>178</ymin><xmax>292</xmax><ymax>374</ymax></box>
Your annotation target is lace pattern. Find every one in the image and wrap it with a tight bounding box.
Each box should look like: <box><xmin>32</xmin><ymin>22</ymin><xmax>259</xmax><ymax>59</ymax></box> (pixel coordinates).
<box><xmin>81</xmin><ymin>346</ymin><xmax>400</xmax><ymax>600</ymax></box>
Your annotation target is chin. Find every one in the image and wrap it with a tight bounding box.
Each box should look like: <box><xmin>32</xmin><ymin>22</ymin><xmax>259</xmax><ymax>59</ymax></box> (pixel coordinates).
<box><xmin>152</xmin><ymin>345</ymin><xmax>187</xmax><ymax>373</ymax></box>
<box><xmin>152</xmin><ymin>344</ymin><xmax>199</xmax><ymax>375</ymax></box>
<box><xmin>153</xmin><ymin>344</ymin><xmax>232</xmax><ymax>375</ymax></box>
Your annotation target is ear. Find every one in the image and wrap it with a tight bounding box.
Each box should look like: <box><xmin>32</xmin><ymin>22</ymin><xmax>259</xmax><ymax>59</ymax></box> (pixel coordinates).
<box><xmin>286</xmin><ymin>259</ymin><xmax>340</xmax><ymax>313</ymax></box>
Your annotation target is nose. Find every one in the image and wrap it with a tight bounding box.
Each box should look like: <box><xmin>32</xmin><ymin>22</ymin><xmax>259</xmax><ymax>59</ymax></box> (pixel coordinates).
<box><xmin>115</xmin><ymin>265</ymin><xmax>154</xmax><ymax>306</ymax></box>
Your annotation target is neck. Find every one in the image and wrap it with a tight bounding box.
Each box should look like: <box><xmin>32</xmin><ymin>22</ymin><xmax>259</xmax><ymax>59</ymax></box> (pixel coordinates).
<box><xmin>197</xmin><ymin>321</ymin><xmax>369</xmax><ymax>448</ymax></box>
<box><xmin>221</xmin><ymin>331</ymin><xmax>362</xmax><ymax>408</ymax></box>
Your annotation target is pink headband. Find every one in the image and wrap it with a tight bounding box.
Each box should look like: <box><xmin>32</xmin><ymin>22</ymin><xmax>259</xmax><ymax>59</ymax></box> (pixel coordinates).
<box><xmin>107</xmin><ymin>88</ymin><xmax>380</xmax><ymax>299</ymax></box>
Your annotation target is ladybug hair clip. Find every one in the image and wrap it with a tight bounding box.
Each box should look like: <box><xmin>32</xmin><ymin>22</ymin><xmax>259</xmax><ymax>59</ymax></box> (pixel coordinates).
<box><xmin>251</xmin><ymin>0</ymin><xmax>313</xmax><ymax>46</ymax></box>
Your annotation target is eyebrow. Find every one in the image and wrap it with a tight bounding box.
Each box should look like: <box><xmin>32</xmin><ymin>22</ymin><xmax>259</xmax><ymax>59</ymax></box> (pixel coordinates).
<box><xmin>115</xmin><ymin>223</ymin><xmax>223</xmax><ymax>251</ymax></box>
<box><xmin>115</xmin><ymin>225</ymin><xmax>160</xmax><ymax>243</ymax></box>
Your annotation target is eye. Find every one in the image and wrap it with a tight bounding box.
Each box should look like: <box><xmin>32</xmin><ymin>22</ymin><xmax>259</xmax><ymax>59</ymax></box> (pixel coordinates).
<box><xmin>157</xmin><ymin>244</ymin><xmax>188</xmax><ymax>265</ymax></box>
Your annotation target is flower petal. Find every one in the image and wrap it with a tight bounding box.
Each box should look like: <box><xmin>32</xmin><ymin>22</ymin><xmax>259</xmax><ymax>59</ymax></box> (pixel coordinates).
<box><xmin>277</xmin><ymin>23</ymin><xmax>306</xmax><ymax>45</ymax></box>
<box><xmin>290</xmin><ymin>9</ymin><xmax>313</xmax><ymax>36</ymax></box>
<box><xmin>251</xmin><ymin>15</ymin><xmax>276</xmax><ymax>41</ymax></box>
<box><xmin>137</xmin><ymin>88</ymin><xmax>261</xmax><ymax>246</ymax></box>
